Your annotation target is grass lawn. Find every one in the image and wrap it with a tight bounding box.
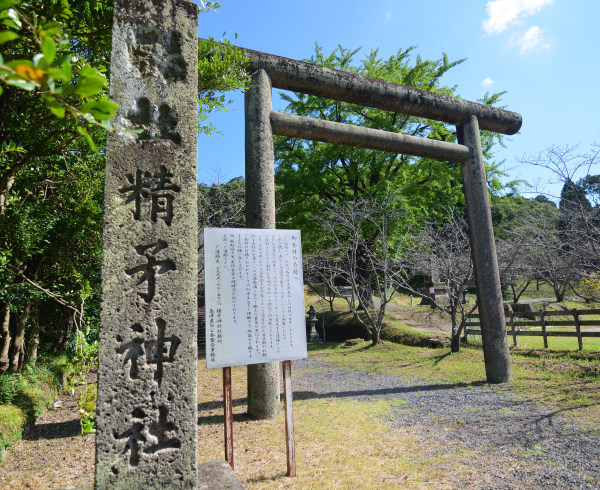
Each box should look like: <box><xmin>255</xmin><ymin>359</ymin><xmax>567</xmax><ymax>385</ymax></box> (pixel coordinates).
<box><xmin>468</xmin><ymin>333</ymin><xmax>600</xmax><ymax>352</ymax></box>
<box><xmin>198</xmin><ymin>350</ymin><xmax>462</xmax><ymax>488</ymax></box>
<box><xmin>197</xmin><ymin>336</ymin><xmax>600</xmax><ymax>488</ymax></box>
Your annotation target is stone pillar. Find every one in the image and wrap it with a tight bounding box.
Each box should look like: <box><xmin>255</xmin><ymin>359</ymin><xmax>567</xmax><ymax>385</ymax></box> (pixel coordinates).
<box><xmin>457</xmin><ymin>115</ymin><xmax>513</xmax><ymax>384</ymax></box>
<box><xmin>244</xmin><ymin>69</ymin><xmax>281</xmax><ymax>420</ymax></box>
<box><xmin>95</xmin><ymin>0</ymin><xmax>198</xmax><ymax>487</ymax></box>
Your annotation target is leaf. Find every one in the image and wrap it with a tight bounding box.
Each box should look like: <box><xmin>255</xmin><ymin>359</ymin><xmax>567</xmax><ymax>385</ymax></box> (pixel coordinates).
<box><xmin>0</xmin><ymin>30</ymin><xmax>17</xmax><ymax>44</ymax></box>
<box><xmin>41</xmin><ymin>93</ymin><xmax>65</xmax><ymax>118</ymax></box>
<box><xmin>5</xmin><ymin>8</ymin><xmax>20</xmax><ymax>28</ymax></box>
<box><xmin>52</xmin><ymin>53</ymin><xmax>71</xmax><ymax>67</ymax></box>
<box><xmin>61</xmin><ymin>57</ymin><xmax>72</xmax><ymax>81</ymax></box>
<box><xmin>39</xmin><ymin>21</ymin><xmax>62</xmax><ymax>37</ymax></box>
<box><xmin>0</xmin><ymin>0</ymin><xmax>16</xmax><ymax>9</ymax></box>
<box><xmin>81</xmin><ymin>99</ymin><xmax>118</xmax><ymax>121</ymax></box>
<box><xmin>5</xmin><ymin>77</ymin><xmax>35</xmax><ymax>90</ymax></box>
<box><xmin>77</xmin><ymin>126</ymin><xmax>98</xmax><ymax>153</ymax></box>
<box><xmin>41</xmin><ymin>37</ymin><xmax>56</xmax><ymax>63</ymax></box>
<box><xmin>0</xmin><ymin>18</ymin><xmax>18</xmax><ymax>29</ymax></box>
<box><xmin>75</xmin><ymin>67</ymin><xmax>106</xmax><ymax>97</ymax></box>
<box><xmin>32</xmin><ymin>53</ymin><xmax>46</xmax><ymax>68</ymax></box>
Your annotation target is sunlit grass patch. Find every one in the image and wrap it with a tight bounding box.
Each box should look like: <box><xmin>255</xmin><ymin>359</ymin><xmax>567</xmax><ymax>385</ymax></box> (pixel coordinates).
<box><xmin>308</xmin><ymin>340</ymin><xmax>600</xmax><ymax>427</ymax></box>
<box><xmin>196</xmin><ymin>358</ymin><xmax>461</xmax><ymax>488</ymax></box>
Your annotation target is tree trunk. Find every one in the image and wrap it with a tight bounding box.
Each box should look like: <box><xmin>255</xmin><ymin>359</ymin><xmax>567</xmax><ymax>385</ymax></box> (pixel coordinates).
<box><xmin>25</xmin><ymin>312</ymin><xmax>40</xmax><ymax>367</ymax></box>
<box><xmin>0</xmin><ymin>308</ymin><xmax>11</xmax><ymax>375</ymax></box>
<box><xmin>28</xmin><ymin>331</ymin><xmax>40</xmax><ymax>366</ymax></box>
<box><xmin>553</xmin><ymin>281</ymin><xmax>565</xmax><ymax>302</ymax></box>
<box><xmin>57</xmin><ymin>310</ymin><xmax>75</xmax><ymax>354</ymax></box>
<box><xmin>450</xmin><ymin>312</ymin><xmax>461</xmax><ymax>353</ymax></box>
<box><xmin>450</xmin><ymin>335</ymin><xmax>460</xmax><ymax>353</ymax></box>
<box><xmin>371</xmin><ymin>327</ymin><xmax>381</xmax><ymax>345</ymax></box>
<box><xmin>356</xmin><ymin>243</ymin><xmax>374</xmax><ymax>309</ymax></box>
<box><xmin>10</xmin><ymin>302</ymin><xmax>31</xmax><ymax>372</ymax></box>
<box><xmin>0</xmin><ymin>174</ymin><xmax>15</xmax><ymax>218</ymax></box>
<box><xmin>327</xmin><ymin>285</ymin><xmax>335</xmax><ymax>311</ymax></box>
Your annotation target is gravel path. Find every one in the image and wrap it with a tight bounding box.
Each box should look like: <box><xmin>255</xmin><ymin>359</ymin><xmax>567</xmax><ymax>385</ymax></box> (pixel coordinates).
<box><xmin>2</xmin><ymin>357</ymin><xmax>598</xmax><ymax>488</ymax></box>
<box><xmin>292</xmin><ymin>357</ymin><xmax>600</xmax><ymax>489</ymax></box>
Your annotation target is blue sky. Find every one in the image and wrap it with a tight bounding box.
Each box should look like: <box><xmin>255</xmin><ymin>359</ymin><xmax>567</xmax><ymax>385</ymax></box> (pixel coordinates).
<box><xmin>196</xmin><ymin>0</ymin><xmax>600</xmax><ymax>199</ymax></box>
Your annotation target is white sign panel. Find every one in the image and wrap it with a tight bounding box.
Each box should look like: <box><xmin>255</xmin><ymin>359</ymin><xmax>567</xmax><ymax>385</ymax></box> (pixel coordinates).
<box><xmin>204</xmin><ymin>228</ymin><xmax>307</xmax><ymax>369</ymax></box>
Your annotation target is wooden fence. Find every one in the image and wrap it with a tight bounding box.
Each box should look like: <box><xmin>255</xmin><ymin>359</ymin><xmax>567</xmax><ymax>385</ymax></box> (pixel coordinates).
<box><xmin>465</xmin><ymin>308</ymin><xmax>600</xmax><ymax>350</ymax></box>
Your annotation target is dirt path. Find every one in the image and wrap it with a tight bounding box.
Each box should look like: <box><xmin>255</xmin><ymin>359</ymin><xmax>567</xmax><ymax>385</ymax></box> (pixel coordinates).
<box><xmin>385</xmin><ymin>302</ymin><xmax>452</xmax><ymax>335</ymax></box>
<box><xmin>0</xmin><ymin>384</ymin><xmax>95</xmax><ymax>489</ymax></box>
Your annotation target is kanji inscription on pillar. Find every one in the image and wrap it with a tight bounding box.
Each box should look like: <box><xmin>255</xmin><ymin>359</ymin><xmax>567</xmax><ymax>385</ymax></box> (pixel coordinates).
<box><xmin>204</xmin><ymin>228</ymin><xmax>307</xmax><ymax>369</ymax></box>
<box><xmin>95</xmin><ymin>0</ymin><xmax>198</xmax><ymax>487</ymax></box>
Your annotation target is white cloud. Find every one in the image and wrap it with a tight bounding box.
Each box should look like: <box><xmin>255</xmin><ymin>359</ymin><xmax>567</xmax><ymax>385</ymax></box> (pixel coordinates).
<box><xmin>482</xmin><ymin>0</ymin><xmax>553</xmax><ymax>34</ymax></box>
<box><xmin>517</xmin><ymin>25</ymin><xmax>550</xmax><ymax>52</ymax></box>
<box><xmin>385</xmin><ymin>11</ymin><xmax>392</xmax><ymax>22</ymax></box>
<box><xmin>482</xmin><ymin>77</ymin><xmax>495</xmax><ymax>87</ymax></box>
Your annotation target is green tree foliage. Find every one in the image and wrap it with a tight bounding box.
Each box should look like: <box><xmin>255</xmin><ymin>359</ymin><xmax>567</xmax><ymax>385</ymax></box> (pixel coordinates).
<box><xmin>0</xmin><ymin>0</ymin><xmax>118</xmax><ymax>160</ymax></box>
<box><xmin>275</xmin><ymin>45</ymin><xmax>507</xmax><ymax>305</ymax></box>
<box><xmin>198</xmin><ymin>176</ymin><xmax>246</xmax><ymax>230</ymax></box>
<box><xmin>198</xmin><ymin>36</ymin><xmax>250</xmax><ymax>135</ymax></box>
<box><xmin>197</xmin><ymin>176</ymin><xmax>245</xmax><ymax>302</ymax></box>
<box><xmin>0</xmin><ymin>1</ymin><xmax>251</xmax><ymax>374</ymax></box>
<box><xmin>0</xmin><ymin>0</ymin><xmax>114</xmax><ymax>374</ymax></box>
<box><xmin>274</xmin><ymin>45</ymin><xmax>507</xmax><ymax>234</ymax></box>
<box><xmin>559</xmin><ymin>179</ymin><xmax>592</xmax><ymax>213</ymax></box>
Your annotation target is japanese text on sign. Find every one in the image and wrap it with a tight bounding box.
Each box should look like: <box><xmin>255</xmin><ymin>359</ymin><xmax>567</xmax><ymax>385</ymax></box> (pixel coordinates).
<box><xmin>204</xmin><ymin>228</ymin><xmax>307</xmax><ymax>369</ymax></box>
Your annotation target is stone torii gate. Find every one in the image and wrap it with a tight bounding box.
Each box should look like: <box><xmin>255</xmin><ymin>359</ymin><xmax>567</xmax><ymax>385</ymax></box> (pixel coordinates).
<box><xmin>243</xmin><ymin>48</ymin><xmax>522</xmax><ymax>418</ymax></box>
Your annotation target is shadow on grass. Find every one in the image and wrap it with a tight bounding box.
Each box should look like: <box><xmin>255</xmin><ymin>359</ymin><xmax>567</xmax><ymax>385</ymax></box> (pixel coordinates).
<box><xmin>511</xmin><ymin>349</ymin><xmax>600</xmax><ymax>362</ymax></box>
<box><xmin>198</xmin><ymin>398</ymin><xmax>248</xmax><ymax>412</ymax></box>
<box><xmin>23</xmin><ymin>418</ymin><xmax>81</xmax><ymax>440</ymax></box>
<box><xmin>432</xmin><ymin>351</ymin><xmax>452</xmax><ymax>365</ymax></box>
<box><xmin>197</xmin><ymin>379</ymin><xmax>488</xmax><ymax>427</ymax></box>
<box><xmin>198</xmin><ymin>412</ymin><xmax>249</xmax><ymax>426</ymax></box>
<box><xmin>293</xmin><ymin>380</ymin><xmax>488</xmax><ymax>403</ymax></box>
<box><xmin>246</xmin><ymin>471</ymin><xmax>288</xmax><ymax>484</ymax></box>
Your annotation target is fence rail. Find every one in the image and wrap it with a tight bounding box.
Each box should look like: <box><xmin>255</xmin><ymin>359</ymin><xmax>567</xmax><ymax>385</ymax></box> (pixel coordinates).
<box><xmin>465</xmin><ymin>308</ymin><xmax>600</xmax><ymax>350</ymax></box>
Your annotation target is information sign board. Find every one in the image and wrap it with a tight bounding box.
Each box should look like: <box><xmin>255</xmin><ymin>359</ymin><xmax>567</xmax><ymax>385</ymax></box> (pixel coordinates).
<box><xmin>204</xmin><ymin>228</ymin><xmax>307</xmax><ymax>368</ymax></box>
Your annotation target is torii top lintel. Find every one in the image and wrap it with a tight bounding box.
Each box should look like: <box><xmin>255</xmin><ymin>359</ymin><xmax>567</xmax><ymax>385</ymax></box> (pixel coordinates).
<box><xmin>242</xmin><ymin>47</ymin><xmax>521</xmax><ymax>136</ymax></box>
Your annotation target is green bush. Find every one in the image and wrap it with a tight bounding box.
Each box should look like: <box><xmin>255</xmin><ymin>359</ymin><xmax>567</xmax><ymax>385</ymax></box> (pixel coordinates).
<box><xmin>0</xmin><ymin>405</ymin><xmax>25</xmax><ymax>458</ymax></box>
<box><xmin>0</xmin><ymin>373</ymin><xmax>20</xmax><ymax>404</ymax></box>
<box><xmin>0</xmin><ymin>360</ymin><xmax>66</xmax><ymax>458</ymax></box>
<box><xmin>380</xmin><ymin>321</ymin><xmax>443</xmax><ymax>347</ymax></box>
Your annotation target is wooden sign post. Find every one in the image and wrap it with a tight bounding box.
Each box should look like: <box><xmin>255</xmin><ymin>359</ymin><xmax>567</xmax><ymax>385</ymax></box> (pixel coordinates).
<box><xmin>282</xmin><ymin>360</ymin><xmax>296</xmax><ymax>477</ymax></box>
<box><xmin>204</xmin><ymin>228</ymin><xmax>306</xmax><ymax>477</ymax></box>
<box><xmin>223</xmin><ymin>366</ymin><xmax>234</xmax><ymax>469</ymax></box>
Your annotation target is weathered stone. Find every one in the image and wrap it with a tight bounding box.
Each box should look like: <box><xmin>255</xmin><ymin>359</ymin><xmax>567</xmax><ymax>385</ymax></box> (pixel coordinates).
<box><xmin>243</xmin><ymin>47</ymin><xmax>522</xmax><ymax>135</ymax></box>
<box><xmin>95</xmin><ymin>0</ymin><xmax>198</xmax><ymax>487</ymax></box>
<box><xmin>457</xmin><ymin>115</ymin><xmax>512</xmax><ymax>384</ymax></box>
<box><xmin>245</xmin><ymin>46</ymin><xmax>518</xmax><ymax>385</ymax></box>
<box><xmin>197</xmin><ymin>461</ymin><xmax>244</xmax><ymax>489</ymax></box>
<box><xmin>270</xmin><ymin>111</ymin><xmax>471</xmax><ymax>163</ymax></box>
<box><xmin>244</xmin><ymin>69</ymin><xmax>281</xmax><ymax>420</ymax></box>
<box><xmin>423</xmin><ymin>337</ymin><xmax>451</xmax><ymax>349</ymax></box>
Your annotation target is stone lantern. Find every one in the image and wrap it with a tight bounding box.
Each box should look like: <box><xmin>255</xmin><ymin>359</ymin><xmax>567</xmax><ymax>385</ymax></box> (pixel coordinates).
<box><xmin>306</xmin><ymin>305</ymin><xmax>320</xmax><ymax>342</ymax></box>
